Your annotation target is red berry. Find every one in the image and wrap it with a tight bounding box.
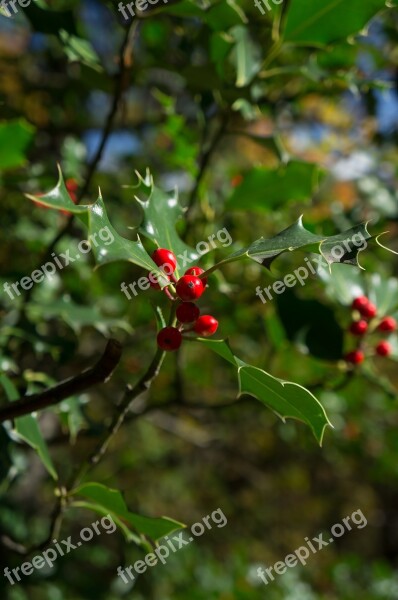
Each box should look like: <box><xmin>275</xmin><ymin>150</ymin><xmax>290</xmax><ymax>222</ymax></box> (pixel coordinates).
<box><xmin>157</xmin><ymin>327</ymin><xmax>182</xmax><ymax>351</ymax></box>
<box><xmin>65</xmin><ymin>178</ymin><xmax>78</xmax><ymax>210</ymax></box>
<box><xmin>176</xmin><ymin>275</ymin><xmax>204</xmax><ymax>301</ymax></box>
<box><xmin>152</xmin><ymin>249</ymin><xmax>177</xmax><ymax>275</ymax></box>
<box><xmin>349</xmin><ymin>320</ymin><xmax>368</xmax><ymax>336</ymax></box>
<box><xmin>194</xmin><ymin>315</ymin><xmax>218</xmax><ymax>337</ymax></box>
<box><xmin>344</xmin><ymin>350</ymin><xmax>365</xmax><ymax>365</ymax></box>
<box><xmin>185</xmin><ymin>266</ymin><xmax>207</xmax><ymax>287</ymax></box>
<box><xmin>176</xmin><ymin>302</ymin><xmax>200</xmax><ymax>324</ymax></box>
<box><xmin>66</xmin><ymin>178</ymin><xmax>79</xmax><ymax>194</ymax></box>
<box><xmin>378</xmin><ymin>317</ymin><xmax>397</xmax><ymax>333</ymax></box>
<box><xmin>361</xmin><ymin>302</ymin><xmax>377</xmax><ymax>319</ymax></box>
<box><xmin>231</xmin><ymin>174</ymin><xmax>243</xmax><ymax>188</ymax></box>
<box><xmin>375</xmin><ymin>341</ymin><xmax>392</xmax><ymax>357</ymax></box>
<box><xmin>149</xmin><ymin>272</ymin><xmax>162</xmax><ymax>290</ymax></box>
<box><xmin>352</xmin><ymin>296</ymin><xmax>370</xmax><ymax>312</ymax></box>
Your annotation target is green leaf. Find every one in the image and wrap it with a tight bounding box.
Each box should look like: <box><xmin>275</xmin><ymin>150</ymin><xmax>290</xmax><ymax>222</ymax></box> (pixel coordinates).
<box><xmin>230</xmin><ymin>25</ymin><xmax>262</xmax><ymax>87</ymax></box>
<box><xmin>388</xmin><ymin>334</ymin><xmax>398</xmax><ymax>361</ymax></box>
<box><xmin>131</xmin><ymin>171</ymin><xmax>199</xmax><ymax>278</ymax></box>
<box><xmin>283</xmin><ymin>0</ymin><xmax>388</xmax><ymax>46</ymax></box>
<box><xmin>59</xmin><ymin>31</ymin><xmax>102</xmax><ymax>72</ymax></box>
<box><xmin>317</xmin><ymin>262</ymin><xmax>365</xmax><ymax>305</ymax></box>
<box><xmin>27</xmin><ymin>296</ymin><xmax>132</xmax><ymax>336</ymax></box>
<box><xmin>202</xmin><ymin>339</ymin><xmax>331</xmax><ymax>444</ymax></box>
<box><xmin>204</xmin><ymin>217</ymin><xmax>371</xmax><ymax>275</ymax></box>
<box><xmin>228</xmin><ymin>131</ymin><xmax>290</xmax><ymax>162</ymax></box>
<box><xmin>26</xmin><ymin>167</ymin><xmax>164</xmax><ymax>280</ymax></box>
<box><xmin>0</xmin><ymin>374</ymin><xmax>57</xmax><ymax>480</ymax></box>
<box><xmin>206</xmin><ymin>0</ymin><xmax>247</xmax><ymax>31</ymax></box>
<box><xmin>368</xmin><ymin>274</ymin><xmax>398</xmax><ymax>315</ymax></box>
<box><xmin>71</xmin><ymin>483</ymin><xmax>184</xmax><ymax>545</ymax></box>
<box><xmin>227</xmin><ymin>161</ymin><xmax>322</xmax><ymax>211</ymax></box>
<box><xmin>0</xmin><ymin>120</ymin><xmax>35</xmax><ymax>171</ymax></box>
<box><xmin>58</xmin><ymin>395</ymin><xmax>87</xmax><ymax>444</ymax></box>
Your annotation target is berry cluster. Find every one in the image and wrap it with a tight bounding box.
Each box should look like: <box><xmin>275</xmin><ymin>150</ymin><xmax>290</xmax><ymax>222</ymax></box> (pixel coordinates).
<box><xmin>344</xmin><ymin>295</ymin><xmax>396</xmax><ymax>365</ymax></box>
<box><xmin>151</xmin><ymin>249</ymin><xmax>218</xmax><ymax>352</ymax></box>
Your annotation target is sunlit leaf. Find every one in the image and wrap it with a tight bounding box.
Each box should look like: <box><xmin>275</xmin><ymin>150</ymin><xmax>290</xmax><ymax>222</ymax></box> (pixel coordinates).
<box><xmin>201</xmin><ymin>339</ymin><xmax>332</xmax><ymax>444</ymax></box>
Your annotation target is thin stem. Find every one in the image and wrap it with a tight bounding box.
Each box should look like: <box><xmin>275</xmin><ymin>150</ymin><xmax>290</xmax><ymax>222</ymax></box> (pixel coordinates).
<box><xmin>71</xmin><ymin>303</ymin><xmax>178</xmax><ymax>487</ymax></box>
<box><xmin>25</xmin><ymin>22</ymin><xmax>137</xmax><ymax>301</ymax></box>
<box><xmin>78</xmin><ymin>345</ymin><xmax>166</xmax><ymax>480</ymax></box>
<box><xmin>185</xmin><ymin>112</ymin><xmax>229</xmax><ymax>220</ymax></box>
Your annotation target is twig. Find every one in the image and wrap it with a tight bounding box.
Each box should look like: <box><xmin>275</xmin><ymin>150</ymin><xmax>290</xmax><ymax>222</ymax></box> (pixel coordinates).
<box><xmin>25</xmin><ymin>22</ymin><xmax>137</xmax><ymax>297</ymax></box>
<box><xmin>0</xmin><ymin>339</ymin><xmax>122</xmax><ymax>423</ymax></box>
<box><xmin>83</xmin><ymin>346</ymin><xmax>166</xmax><ymax>476</ymax></box>
<box><xmin>185</xmin><ymin>112</ymin><xmax>229</xmax><ymax>220</ymax></box>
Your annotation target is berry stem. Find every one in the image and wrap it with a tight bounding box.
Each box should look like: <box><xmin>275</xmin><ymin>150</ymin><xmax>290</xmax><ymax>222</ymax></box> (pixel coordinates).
<box><xmin>163</xmin><ymin>286</ymin><xmax>176</xmax><ymax>302</ymax></box>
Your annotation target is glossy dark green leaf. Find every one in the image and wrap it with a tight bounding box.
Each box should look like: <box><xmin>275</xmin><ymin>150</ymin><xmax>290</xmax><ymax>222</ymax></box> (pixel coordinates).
<box><xmin>204</xmin><ymin>217</ymin><xmax>372</xmax><ymax>275</ymax></box>
<box><xmin>26</xmin><ymin>168</ymin><xmax>163</xmax><ymax>278</ymax></box>
<box><xmin>71</xmin><ymin>483</ymin><xmax>184</xmax><ymax>545</ymax></box>
<box><xmin>283</xmin><ymin>0</ymin><xmax>387</xmax><ymax>45</ymax></box>
<box><xmin>132</xmin><ymin>171</ymin><xmax>199</xmax><ymax>277</ymax></box>
<box><xmin>202</xmin><ymin>339</ymin><xmax>331</xmax><ymax>444</ymax></box>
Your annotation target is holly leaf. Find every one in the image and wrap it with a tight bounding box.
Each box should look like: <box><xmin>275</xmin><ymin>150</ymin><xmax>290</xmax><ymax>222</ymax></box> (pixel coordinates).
<box><xmin>203</xmin><ymin>217</ymin><xmax>372</xmax><ymax>276</ymax></box>
<box><xmin>201</xmin><ymin>339</ymin><xmax>331</xmax><ymax>445</ymax></box>
<box><xmin>27</xmin><ymin>295</ymin><xmax>132</xmax><ymax>336</ymax></box>
<box><xmin>71</xmin><ymin>483</ymin><xmax>184</xmax><ymax>547</ymax></box>
<box><xmin>0</xmin><ymin>374</ymin><xmax>57</xmax><ymax>480</ymax></box>
<box><xmin>131</xmin><ymin>171</ymin><xmax>199</xmax><ymax>278</ymax></box>
<box><xmin>283</xmin><ymin>0</ymin><xmax>388</xmax><ymax>46</ymax></box>
<box><xmin>26</xmin><ymin>167</ymin><xmax>166</xmax><ymax>281</ymax></box>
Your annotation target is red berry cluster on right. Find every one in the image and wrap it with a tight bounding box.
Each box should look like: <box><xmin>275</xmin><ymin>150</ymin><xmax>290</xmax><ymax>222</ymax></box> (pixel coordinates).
<box><xmin>152</xmin><ymin>248</ymin><xmax>219</xmax><ymax>352</ymax></box>
<box><xmin>344</xmin><ymin>295</ymin><xmax>396</xmax><ymax>365</ymax></box>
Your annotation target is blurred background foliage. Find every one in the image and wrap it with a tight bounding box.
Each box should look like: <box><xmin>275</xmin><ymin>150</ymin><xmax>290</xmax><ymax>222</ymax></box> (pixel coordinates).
<box><xmin>1</xmin><ymin>0</ymin><xmax>398</xmax><ymax>598</ymax></box>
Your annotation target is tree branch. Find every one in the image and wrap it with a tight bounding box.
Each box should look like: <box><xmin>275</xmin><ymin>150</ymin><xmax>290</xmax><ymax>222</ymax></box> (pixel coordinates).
<box><xmin>0</xmin><ymin>339</ymin><xmax>122</xmax><ymax>423</ymax></box>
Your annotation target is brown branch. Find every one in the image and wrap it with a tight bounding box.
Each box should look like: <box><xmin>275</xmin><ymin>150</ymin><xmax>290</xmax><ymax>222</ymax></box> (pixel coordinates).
<box><xmin>0</xmin><ymin>339</ymin><xmax>122</xmax><ymax>423</ymax></box>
